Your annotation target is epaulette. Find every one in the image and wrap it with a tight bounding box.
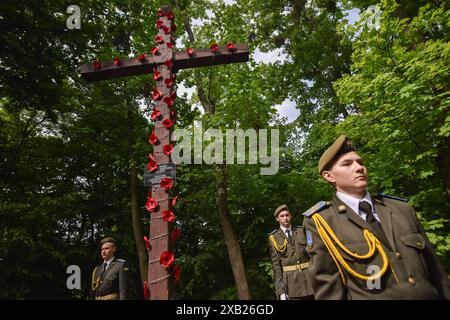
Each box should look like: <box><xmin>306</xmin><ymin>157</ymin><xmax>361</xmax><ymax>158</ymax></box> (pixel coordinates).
<box><xmin>377</xmin><ymin>193</ymin><xmax>408</xmax><ymax>202</ymax></box>
<box><xmin>302</xmin><ymin>201</ymin><xmax>330</xmax><ymax>218</ymax></box>
<box><xmin>268</xmin><ymin>229</ymin><xmax>277</xmax><ymax>236</ymax></box>
<box><xmin>117</xmin><ymin>258</ymin><xmax>126</xmax><ymax>263</ymax></box>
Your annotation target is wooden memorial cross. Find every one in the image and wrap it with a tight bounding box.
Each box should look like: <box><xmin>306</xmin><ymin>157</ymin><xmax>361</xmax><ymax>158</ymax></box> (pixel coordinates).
<box><xmin>80</xmin><ymin>5</ymin><xmax>249</xmax><ymax>300</ymax></box>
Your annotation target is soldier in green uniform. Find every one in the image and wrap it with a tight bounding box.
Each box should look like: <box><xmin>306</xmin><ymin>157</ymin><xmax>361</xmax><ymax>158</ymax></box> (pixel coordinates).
<box><xmin>268</xmin><ymin>204</ymin><xmax>314</xmax><ymax>300</ymax></box>
<box><xmin>89</xmin><ymin>237</ymin><xmax>131</xmax><ymax>300</ymax></box>
<box><xmin>302</xmin><ymin>135</ymin><xmax>450</xmax><ymax>299</ymax></box>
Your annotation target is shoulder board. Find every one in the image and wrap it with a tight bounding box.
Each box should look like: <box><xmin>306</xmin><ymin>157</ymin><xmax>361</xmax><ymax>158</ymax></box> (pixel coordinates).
<box><xmin>116</xmin><ymin>258</ymin><xmax>126</xmax><ymax>263</ymax></box>
<box><xmin>268</xmin><ymin>229</ymin><xmax>277</xmax><ymax>236</ymax></box>
<box><xmin>303</xmin><ymin>201</ymin><xmax>329</xmax><ymax>218</ymax></box>
<box><xmin>377</xmin><ymin>193</ymin><xmax>408</xmax><ymax>202</ymax></box>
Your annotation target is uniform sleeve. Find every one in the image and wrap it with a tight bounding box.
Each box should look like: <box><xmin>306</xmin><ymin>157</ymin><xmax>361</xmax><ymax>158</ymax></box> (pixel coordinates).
<box><xmin>303</xmin><ymin>217</ymin><xmax>347</xmax><ymax>300</ymax></box>
<box><xmin>268</xmin><ymin>237</ymin><xmax>285</xmax><ymax>298</ymax></box>
<box><xmin>118</xmin><ymin>262</ymin><xmax>130</xmax><ymax>300</ymax></box>
<box><xmin>410</xmin><ymin>206</ymin><xmax>450</xmax><ymax>299</ymax></box>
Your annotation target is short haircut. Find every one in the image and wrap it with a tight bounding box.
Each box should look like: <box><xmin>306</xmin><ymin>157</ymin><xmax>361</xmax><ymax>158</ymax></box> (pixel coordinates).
<box><xmin>100</xmin><ymin>237</ymin><xmax>116</xmax><ymax>247</ymax></box>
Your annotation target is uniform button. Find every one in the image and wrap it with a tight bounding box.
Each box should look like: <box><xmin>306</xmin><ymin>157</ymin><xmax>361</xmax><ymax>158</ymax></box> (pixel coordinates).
<box><xmin>395</xmin><ymin>252</ymin><xmax>401</xmax><ymax>258</ymax></box>
<box><xmin>416</xmin><ymin>241</ymin><xmax>421</xmax><ymax>247</ymax></box>
<box><xmin>408</xmin><ymin>276</ymin><xmax>416</xmax><ymax>286</ymax></box>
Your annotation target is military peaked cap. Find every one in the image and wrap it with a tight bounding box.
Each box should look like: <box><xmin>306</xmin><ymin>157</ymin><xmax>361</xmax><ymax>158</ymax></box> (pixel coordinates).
<box><xmin>318</xmin><ymin>135</ymin><xmax>355</xmax><ymax>174</ymax></box>
<box><xmin>274</xmin><ymin>204</ymin><xmax>289</xmax><ymax>217</ymax></box>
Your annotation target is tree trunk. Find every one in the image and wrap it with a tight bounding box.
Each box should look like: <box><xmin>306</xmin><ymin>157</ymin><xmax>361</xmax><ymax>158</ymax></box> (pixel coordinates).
<box><xmin>127</xmin><ymin>107</ymin><xmax>148</xmax><ymax>285</ymax></box>
<box><xmin>130</xmin><ymin>154</ymin><xmax>148</xmax><ymax>284</ymax></box>
<box><xmin>215</xmin><ymin>165</ymin><xmax>252</xmax><ymax>299</ymax></box>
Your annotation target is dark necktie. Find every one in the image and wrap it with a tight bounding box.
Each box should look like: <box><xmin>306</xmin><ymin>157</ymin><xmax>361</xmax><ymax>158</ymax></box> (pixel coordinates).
<box><xmin>359</xmin><ymin>201</ymin><xmax>388</xmax><ymax>246</ymax></box>
<box><xmin>285</xmin><ymin>229</ymin><xmax>293</xmax><ymax>245</ymax></box>
<box><xmin>101</xmin><ymin>262</ymin><xmax>107</xmax><ymax>277</ymax></box>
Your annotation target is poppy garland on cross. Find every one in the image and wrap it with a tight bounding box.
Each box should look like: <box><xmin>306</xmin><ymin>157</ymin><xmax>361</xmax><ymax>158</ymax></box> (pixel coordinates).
<box><xmin>143</xmin><ymin>7</ymin><xmax>181</xmax><ymax>300</ymax></box>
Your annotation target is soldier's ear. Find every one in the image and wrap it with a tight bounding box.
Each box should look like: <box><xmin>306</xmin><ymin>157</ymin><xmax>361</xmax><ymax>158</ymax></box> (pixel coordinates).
<box><xmin>322</xmin><ymin>170</ymin><xmax>335</xmax><ymax>184</ymax></box>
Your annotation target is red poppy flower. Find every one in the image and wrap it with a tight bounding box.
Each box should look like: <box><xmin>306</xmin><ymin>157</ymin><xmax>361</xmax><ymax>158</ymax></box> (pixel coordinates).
<box><xmin>157</xmin><ymin>9</ymin><xmax>164</xmax><ymax>17</ymax></box>
<box><xmin>163</xmin><ymin>26</ymin><xmax>171</xmax><ymax>34</ymax></box>
<box><xmin>173</xmin><ymin>265</ymin><xmax>181</xmax><ymax>282</ymax></box>
<box><xmin>151</xmin><ymin>108</ymin><xmax>161</xmax><ymax>121</ymax></box>
<box><xmin>147</xmin><ymin>160</ymin><xmax>157</xmax><ymax>172</ymax></box>
<box><xmin>164</xmin><ymin>60</ymin><xmax>173</xmax><ymax>69</ymax></box>
<box><xmin>171</xmin><ymin>195</ymin><xmax>179</xmax><ymax>207</ymax></box>
<box><xmin>170</xmin><ymin>110</ymin><xmax>177</xmax><ymax>120</ymax></box>
<box><xmin>166</xmin><ymin>42</ymin><xmax>174</xmax><ymax>49</ymax></box>
<box><xmin>113</xmin><ymin>57</ymin><xmax>121</xmax><ymax>66</ymax></box>
<box><xmin>93</xmin><ymin>60</ymin><xmax>102</xmax><ymax>70</ymax></box>
<box><xmin>150</xmin><ymin>47</ymin><xmax>159</xmax><ymax>55</ymax></box>
<box><xmin>163</xmin><ymin>96</ymin><xmax>174</xmax><ymax>107</ymax></box>
<box><xmin>146</xmin><ymin>198</ymin><xmax>158</xmax><ymax>212</ymax></box>
<box><xmin>164</xmin><ymin>78</ymin><xmax>174</xmax><ymax>87</ymax></box>
<box><xmin>171</xmin><ymin>24</ymin><xmax>177</xmax><ymax>33</ymax></box>
<box><xmin>160</xmin><ymin>251</ymin><xmax>174</xmax><ymax>268</ymax></box>
<box><xmin>162</xmin><ymin>210</ymin><xmax>175</xmax><ymax>222</ymax></box>
<box><xmin>160</xmin><ymin>178</ymin><xmax>173</xmax><ymax>190</ymax></box>
<box><xmin>155</xmin><ymin>35</ymin><xmax>164</xmax><ymax>44</ymax></box>
<box><xmin>162</xmin><ymin>118</ymin><xmax>174</xmax><ymax>129</ymax></box>
<box><xmin>143</xmin><ymin>236</ymin><xmax>151</xmax><ymax>251</ymax></box>
<box><xmin>163</xmin><ymin>144</ymin><xmax>173</xmax><ymax>156</ymax></box>
<box><xmin>226</xmin><ymin>42</ymin><xmax>237</xmax><ymax>52</ymax></box>
<box><xmin>210</xmin><ymin>43</ymin><xmax>219</xmax><ymax>53</ymax></box>
<box><xmin>151</xmin><ymin>89</ymin><xmax>162</xmax><ymax>101</ymax></box>
<box><xmin>138</xmin><ymin>53</ymin><xmax>146</xmax><ymax>62</ymax></box>
<box><xmin>143</xmin><ymin>281</ymin><xmax>149</xmax><ymax>299</ymax></box>
<box><xmin>171</xmin><ymin>91</ymin><xmax>177</xmax><ymax>99</ymax></box>
<box><xmin>171</xmin><ymin>228</ymin><xmax>181</xmax><ymax>243</ymax></box>
<box><xmin>156</xmin><ymin>20</ymin><xmax>164</xmax><ymax>29</ymax></box>
<box><xmin>153</xmin><ymin>71</ymin><xmax>162</xmax><ymax>81</ymax></box>
<box><xmin>167</xmin><ymin>12</ymin><xmax>175</xmax><ymax>20</ymax></box>
<box><xmin>148</xmin><ymin>131</ymin><xmax>159</xmax><ymax>145</ymax></box>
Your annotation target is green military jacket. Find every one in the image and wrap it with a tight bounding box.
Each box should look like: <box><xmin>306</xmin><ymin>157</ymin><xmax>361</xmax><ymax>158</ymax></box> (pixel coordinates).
<box><xmin>90</xmin><ymin>257</ymin><xmax>131</xmax><ymax>300</ymax></box>
<box><xmin>268</xmin><ymin>225</ymin><xmax>313</xmax><ymax>299</ymax></box>
<box><xmin>303</xmin><ymin>195</ymin><xmax>450</xmax><ymax>300</ymax></box>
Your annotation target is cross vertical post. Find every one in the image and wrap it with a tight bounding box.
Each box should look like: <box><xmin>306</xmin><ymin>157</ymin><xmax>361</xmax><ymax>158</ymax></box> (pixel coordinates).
<box><xmin>147</xmin><ymin>5</ymin><xmax>175</xmax><ymax>300</ymax></box>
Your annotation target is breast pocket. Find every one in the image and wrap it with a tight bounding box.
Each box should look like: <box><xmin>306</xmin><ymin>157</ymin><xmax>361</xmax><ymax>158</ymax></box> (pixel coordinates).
<box><xmin>105</xmin><ymin>272</ymin><xmax>118</xmax><ymax>281</ymax></box>
<box><xmin>399</xmin><ymin>232</ymin><xmax>425</xmax><ymax>250</ymax></box>
<box><xmin>399</xmin><ymin>232</ymin><xmax>428</xmax><ymax>276</ymax></box>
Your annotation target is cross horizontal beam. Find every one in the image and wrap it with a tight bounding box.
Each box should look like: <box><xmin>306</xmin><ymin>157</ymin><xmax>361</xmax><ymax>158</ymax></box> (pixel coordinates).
<box><xmin>80</xmin><ymin>43</ymin><xmax>249</xmax><ymax>82</ymax></box>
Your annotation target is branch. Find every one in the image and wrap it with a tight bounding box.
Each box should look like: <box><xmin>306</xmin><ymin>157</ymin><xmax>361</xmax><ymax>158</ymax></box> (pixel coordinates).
<box><xmin>172</xmin><ymin>0</ymin><xmax>215</xmax><ymax>114</ymax></box>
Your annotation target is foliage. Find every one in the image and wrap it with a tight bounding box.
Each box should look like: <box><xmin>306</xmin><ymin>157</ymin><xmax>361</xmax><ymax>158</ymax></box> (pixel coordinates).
<box><xmin>1</xmin><ymin>0</ymin><xmax>449</xmax><ymax>299</ymax></box>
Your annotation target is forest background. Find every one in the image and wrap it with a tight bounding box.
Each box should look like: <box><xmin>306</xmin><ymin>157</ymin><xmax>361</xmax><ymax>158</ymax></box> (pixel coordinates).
<box><xmin>1</xmin><ymin>0</ymin><xmax>449</xmax><ymax>299</ymax></box>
